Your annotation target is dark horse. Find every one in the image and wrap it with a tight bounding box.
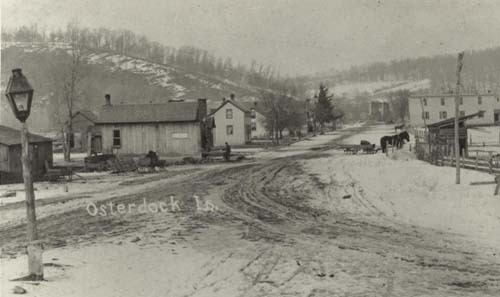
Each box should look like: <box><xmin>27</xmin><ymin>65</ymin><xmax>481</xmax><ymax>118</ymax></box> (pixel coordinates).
<box><xmin>380</xmin><ymin>131</ymin><xmax>410</xmax><ymax>153</ymax></box>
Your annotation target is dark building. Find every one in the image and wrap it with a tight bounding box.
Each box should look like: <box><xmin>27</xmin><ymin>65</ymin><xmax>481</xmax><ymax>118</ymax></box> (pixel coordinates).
<box><xmin>0</xmin><ymin>125</ymin><xmax>53</xmax><ymax>184</ymax></box>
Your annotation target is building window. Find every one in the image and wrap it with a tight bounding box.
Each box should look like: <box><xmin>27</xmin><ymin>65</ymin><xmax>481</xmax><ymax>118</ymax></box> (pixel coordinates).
<box><xmin>460</xmin><ymin>110</ymin><xmax>465</xmax><ymax>117</ymax></box>
<box><xmin>422</xmin><ymin>111</ymin><xmax>429</xmax><ymax>120</ymax></box>
<box><xmin>497</xmin><ymin>97</ymin><xmax>499</xmax><ymax>102</ymax></box>
<box><xmin>478</xmin><ymin>96</ymin><xmax>482</xmax><ymax>105</ymax></box>
<box><xmin>441</xmin><ymin>97</ymin><xmax>445</xmax><ymax>106</ymax></box>
<box><xmin>113</xmin><ymin>129</ymin><xmax>121</xmax><ymax>147</ymax></box>
<box><xmin>251</xmin><ymin>123</ymin><xmax>257</xmax><ymax>131</ymax></box>
<box><xmin>460</xmin><ymin>96</ymin><xmax>463</xmax><ymax>105</ymax></box>
<box><xmin>251</xmin><ymin>109</ymin><xmax>256</xmax><ymax>119</ymax></box>
<box><xmin>478</xmin><ymin>111</ymin><xmax>484</xmax><ymax>118</ymax></box>
<box><xmin>422</xmin><ymin>98</ymin><xmax>427</xmax><ymax>106</ymax></box>
<box><xmin>439</xmin><ymin>111</ymin><xmax>447</xmax><ymax>119</ymax></box>
<box><xmin>226</xmin><ymin>125</ymin><xmax>233</xmax><ymax>135</ymax></box>
<box><xmin>226</xmin><ymin>108</ymin><xmax>233</xmax><ymax>119</ymax></box>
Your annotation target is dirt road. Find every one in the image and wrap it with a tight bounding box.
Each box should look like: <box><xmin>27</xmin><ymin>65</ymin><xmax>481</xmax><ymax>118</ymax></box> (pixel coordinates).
<box><xmin>2</xmin><ymin>127</ymin><xmax>500</xmax><ymax>296</ymax></box>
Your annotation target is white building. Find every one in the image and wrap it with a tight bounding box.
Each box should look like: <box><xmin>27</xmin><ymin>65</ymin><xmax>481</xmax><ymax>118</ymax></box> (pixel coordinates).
<box><xmin>209</xmin><ymin>99</ymin><xmax>252</xmax><ymax>146</ymax></box>
<box><xmin>409</xmin><ymin>93</ymin><xmax>500</xmax><ymax>127</ymax></box>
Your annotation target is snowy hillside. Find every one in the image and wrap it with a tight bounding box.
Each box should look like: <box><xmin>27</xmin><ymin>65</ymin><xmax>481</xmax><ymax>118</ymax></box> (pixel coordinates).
<box><xmin>1</xmin><ymin>42</ymin><xmax>261</xmax><ymax>100</ymax></box>
<box><xmin>329</xmin><ymin>79</ymin><xmax>430</xmax><ymax>97</ymax></box>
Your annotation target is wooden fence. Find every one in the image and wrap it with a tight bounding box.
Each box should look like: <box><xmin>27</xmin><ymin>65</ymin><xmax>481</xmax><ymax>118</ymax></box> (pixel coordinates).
<box><xmin>415</xmin><ymin>139</ymin><xmax>500</xmax><ymax>174</ymax></box>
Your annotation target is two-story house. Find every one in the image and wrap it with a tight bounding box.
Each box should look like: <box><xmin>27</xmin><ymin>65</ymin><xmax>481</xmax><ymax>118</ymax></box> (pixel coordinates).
<box><xmin>409</xmin><ymin>93</ymin><xmax>500</xmax><ymax>127</ymax></box>
<box><xmin>209</xmin><ymin>96</ymin><xmax>251</xmax><ymax>146</ymax></box>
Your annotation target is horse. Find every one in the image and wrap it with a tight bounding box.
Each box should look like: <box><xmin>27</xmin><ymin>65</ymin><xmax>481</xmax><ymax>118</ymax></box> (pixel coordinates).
<box><xmin>380</xmin><ymin>131</ymin><xmax>410</xmax><ymax>153</ymax></box>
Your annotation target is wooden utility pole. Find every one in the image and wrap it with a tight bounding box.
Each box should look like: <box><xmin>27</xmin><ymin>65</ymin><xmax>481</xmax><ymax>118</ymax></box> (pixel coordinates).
<box><xmin>21</xmin><ymin>122</ymin><xmax>43</xmax><ymax>280</ymax></box>
<box><xmin>455</xmin><ymin>52</ymin><xmax>465</xmax><ymax>185</ymax></box>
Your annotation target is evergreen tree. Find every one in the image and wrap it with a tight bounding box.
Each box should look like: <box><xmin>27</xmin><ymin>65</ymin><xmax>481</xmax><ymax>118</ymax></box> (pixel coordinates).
<box><xmin>314</xmin><ymin>83</ymin><xmax>334</xmax><ymax>133</ymax></box>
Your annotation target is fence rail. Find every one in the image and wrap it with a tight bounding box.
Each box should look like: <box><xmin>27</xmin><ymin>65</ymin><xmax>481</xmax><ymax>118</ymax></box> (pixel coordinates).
<box><xmin>414</xmin><ymin>140</ymin><xmax>500</xmax><ymax>174</ymax></box>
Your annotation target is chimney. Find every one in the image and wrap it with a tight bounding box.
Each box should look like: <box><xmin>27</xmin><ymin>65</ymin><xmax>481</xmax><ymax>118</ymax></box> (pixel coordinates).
<box><xmin>104</xmin><ymin>94</ymin><xmax>111</xmax><ymax>106</ymax></box>
<box><xmin>222</xmin><ymin>97</ymin><xmax>226</xmax><ymax>102</ymax></box>
<box><xmin>197</xmin><ymin>98</ymin><xmax>207</xmax><ymax>121</ymax></box>
<box><xmin>230</xmin><ymin>93</ymin><xmax>235</xmax><ymax>101</ymax></box>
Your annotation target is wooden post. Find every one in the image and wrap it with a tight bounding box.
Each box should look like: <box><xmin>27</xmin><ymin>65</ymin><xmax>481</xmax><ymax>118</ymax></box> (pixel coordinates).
<box><xmin>495</xmin><ymin>175</ymin><xmax>500</xmax><ymax>195</ymax></box>
<box><xmin>475</xmin><ymin>151</ymin><xmax>479</xmax><ymax>170</ymax></box>
<box><xmin>489</xmin><ymin>151</ymin><xmax>493</xmax><ymax>174</ymax></box>
<box><xmin>21</xmin><ymin>122</ymin><xmax>43</xmax><ymax>280</ymax></box>
<box><xmin>454</xmin><ymin>52</ymin><xmax>464</xmax><ymax>184</ymax></box>
<box><xmin>86</xmin><ymin>132</ymin><xmax>92</xmax><ymax>157</ymax></box>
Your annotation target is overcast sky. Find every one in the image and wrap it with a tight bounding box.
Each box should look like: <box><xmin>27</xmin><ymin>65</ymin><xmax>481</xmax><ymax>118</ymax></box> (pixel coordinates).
<box><xmin>2</xmin><ymin>0</ymin><xmax>500</xmax><ymax>76</ymax></box>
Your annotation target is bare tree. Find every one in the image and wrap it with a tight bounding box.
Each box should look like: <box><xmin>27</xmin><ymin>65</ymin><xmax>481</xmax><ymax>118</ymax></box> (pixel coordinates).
<box><xmin>260</xmin><ymin>86</ymin><xmax>306</xmax><ymax>142</ymax></box>
<box><xmin>59</xmin><ymin>21</ymin><xmax>87</xmax><ymax>162</ymax></box>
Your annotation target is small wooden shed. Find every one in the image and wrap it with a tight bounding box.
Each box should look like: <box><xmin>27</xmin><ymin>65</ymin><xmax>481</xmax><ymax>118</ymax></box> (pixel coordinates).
<box><xmin>0</xmin><ymin>125</ymin><xmax>53</xmax><ymax>184</ymax></box>
<box><xmin>426</xmin><ymin>112</ymin><xmax>482</xmax><ymax>157</ymax></box>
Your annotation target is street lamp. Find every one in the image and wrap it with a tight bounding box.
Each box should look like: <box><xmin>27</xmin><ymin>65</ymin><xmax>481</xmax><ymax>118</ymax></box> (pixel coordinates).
<box><xmin>5</xmin><ymin>69</ymin><xmax>34</xmax><ymax>123</ymax></box>
<box><xmin>5</xmin><ymin>68</ymin><xmax>43</xmax><ymax>281</ymax></box>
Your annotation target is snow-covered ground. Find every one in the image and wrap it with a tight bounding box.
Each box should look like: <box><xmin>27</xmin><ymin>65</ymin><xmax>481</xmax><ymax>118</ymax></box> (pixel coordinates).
<box><xmin>3</xmin><ymin>125</ymin><xmax>500</xmax><ymax>296</ymax></box>
<box><xmin>253</xmin><ymin>131</ymin><xmax>343</xmax><ymax>160</ymax></box>
<box><xmin>303</xmin><ymin>125</ymin><xmax>500</xmax><ymax>249</ymax></box>
<box><xmin>1</xmin><ymin>234</ymin><xmax>249</xmax><ymax>297</ymax></box>
<box><xmin>0</xmin><ymin>167</ymin><xmax>205</xmax><ymax>228</ymax></box>
<box><xmin>52</xmin><ymin>153</ymin><xmax>88</xmax><ymax>164</ymax></box>
<box><xmin>469</xmin><ymin>127</ymin><xmax>500</xmax><ymax>154</ymax></box>
<box><xmin>340</xmin><ymin>124</ymin><xmax>395</xmax><ymax>145</ymax></box>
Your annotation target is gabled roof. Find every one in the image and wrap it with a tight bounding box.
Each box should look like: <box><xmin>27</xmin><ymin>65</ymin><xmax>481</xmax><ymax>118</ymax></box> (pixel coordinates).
<box><xmin>72</xmin><ymin>110</ymin><xmax>98</xmax><ymax>123</ymax></box>
<box><xmin>0</xmin><ymin>125</ymin><xmax>53</xmax><ymax>146</ymax></box>
<box><xmin>209</xmin><ymin>100</ymin><xmax>251</xmax><ymax>116</ymax></box>
<box><xmin>208</xmin><ymin>100</ymin><xmax>268</xmax><ymax>117</ymax></box>
<box><xmin>96</xmin><ymin>101</ymin><xmax>199</xmax><ymax>124</ymax></box>
<box><xmin>427</xmin><ymin>111</ymin><xmax>484</xmax><ymax>129</ymax></box>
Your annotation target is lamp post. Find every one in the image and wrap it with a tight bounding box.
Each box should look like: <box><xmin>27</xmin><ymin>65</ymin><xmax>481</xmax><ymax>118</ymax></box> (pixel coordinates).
<box><xmin>5</xmin><ymin>68</ymin><xmax>43</xmax><ymax>280</ymax></box>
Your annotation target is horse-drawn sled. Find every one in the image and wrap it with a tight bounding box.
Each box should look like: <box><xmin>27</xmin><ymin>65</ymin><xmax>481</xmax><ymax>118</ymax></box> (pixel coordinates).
<box><xmin>338</xmin><ymin>142</ymin><xmax>379</xmax><ymax>154</ymax></box>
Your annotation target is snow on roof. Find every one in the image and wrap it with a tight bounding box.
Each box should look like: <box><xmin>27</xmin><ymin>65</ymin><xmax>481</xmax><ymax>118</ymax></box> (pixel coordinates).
<box><xmin>96</xmin><ymin>101</ymin><xmax>199</xmax><ymax>124</ymax></box>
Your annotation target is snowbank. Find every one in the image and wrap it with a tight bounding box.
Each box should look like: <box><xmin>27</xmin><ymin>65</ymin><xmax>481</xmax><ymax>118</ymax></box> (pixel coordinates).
<box><xmin>303</xmin><ymin>150</ymin><xmax>500</xmax><ymax>248</ymax></box>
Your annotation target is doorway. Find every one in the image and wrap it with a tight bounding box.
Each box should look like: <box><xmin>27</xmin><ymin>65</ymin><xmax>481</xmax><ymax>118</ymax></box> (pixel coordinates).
<box><xmin>494</xmin><ymin>110</ymin><xmax>500</xmax><ymax>124</ymax></box>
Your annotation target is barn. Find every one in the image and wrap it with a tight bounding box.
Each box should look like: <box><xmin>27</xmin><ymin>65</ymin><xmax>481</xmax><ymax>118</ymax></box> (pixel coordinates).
<box><xmin>95</xmin><ymin>98</ymin><xmax>210</xmax><ymax>157</ymax></box>
<box><xmin>0</xmin><ymin>125</ymin><xmax>53</xmax><ymax>184</ymax></box>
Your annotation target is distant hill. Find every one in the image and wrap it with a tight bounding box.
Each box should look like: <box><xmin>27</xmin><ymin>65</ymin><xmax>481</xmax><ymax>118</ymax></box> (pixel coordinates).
<box><xmin>301</xmin><ymin>46</ymin><xmax>500</xmax><ymax>97</ymax></box>
<box><xmin>0</xmin><ymin>43</ymin><xmax>266</xmax><ymax>132</ymax></box>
